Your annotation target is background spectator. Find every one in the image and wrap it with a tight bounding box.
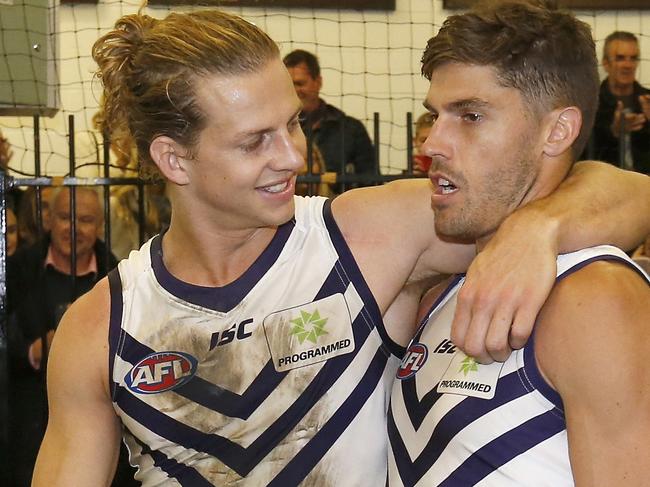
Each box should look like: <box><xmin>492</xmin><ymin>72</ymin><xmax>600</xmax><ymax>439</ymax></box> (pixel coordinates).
<box><xmin>6</xmin><ymin>186</ymin><xmax>124</xmax><ymax>486</ymax></box>
<box><xmin>588</xmin><ymin>31</ymin><xmax>650</xmax><ymax>174</ymax></box>
<box><xmin>412</xmin><ymin>112</ymin><xmax>434</xmax><ymax>176</ymax></box>
<box><xmin>7</xmin><ymin>206</ymin><xmax>19</xmax><ymax>256</ymax></box>
<box><xmin>1</xmin><ymin>130</ymin><xmax>26</xmax><ymax>230</ymax></box>
<box><xmin>16</xmin><ymin>187</ymin><xmax>53</xmax><ymax>248</ymax></box>
<box><xmin>283</xmin><ymin>49</ymin><xmax>375</xmax><ymax>193</ymax></box>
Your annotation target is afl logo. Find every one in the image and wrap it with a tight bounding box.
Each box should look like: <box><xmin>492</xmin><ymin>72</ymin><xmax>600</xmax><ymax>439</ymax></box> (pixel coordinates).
<box><xmin>396</xmin><ymin>342</ymin><xmax>428</xmax><ymax>380</ymax></box>
<box><xmin>125</xmin><ymin>351</ymin><xmax>198</xmax><ymax>394</ymax></box>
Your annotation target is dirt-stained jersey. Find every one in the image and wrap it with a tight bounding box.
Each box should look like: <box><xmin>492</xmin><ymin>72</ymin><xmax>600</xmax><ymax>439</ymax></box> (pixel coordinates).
<box><xmin>108</xmin><ymin>196</ymin><xmax>403</xmax><ymax>486</ymax></box>
<box><xmin>388</xmin><ymin>246</ymin><xmax>649</xmax><ymax>487</ymax></box>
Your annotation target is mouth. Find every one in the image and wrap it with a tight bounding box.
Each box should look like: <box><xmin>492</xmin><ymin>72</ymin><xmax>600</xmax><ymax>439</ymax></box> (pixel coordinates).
<box><xmin>430</xmin><ymin>173</ymin><xmax>459</xmax><ymax>196</ymax></box>
<box><xmin>438</xmin><ymin>177</ymin><xmax>457</xmax><ymax>195</ymax></box>
<box><xmin>256</xmin><ymin>177</ymin><xmax>295</xmax><ymax>197</ymax></box>
<box><xmin>260</xmin><ymin>181</ymin><xmax>289</xmax><ymax>193</ymax></box>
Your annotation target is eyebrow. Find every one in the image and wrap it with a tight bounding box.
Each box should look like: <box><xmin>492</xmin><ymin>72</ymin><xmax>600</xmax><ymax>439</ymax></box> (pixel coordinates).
<box><xmin>449</xmin><ymin>98</ymin><xmax>490</xmax><ymax>112</ymax></box>
<box><xmin>423</xmin><ymin>97</ymin><xmax>490</xmax><ymax>113</ymax></box>
<box><xmin>235</xmin><ymin>104</ymin><xmax>302</xmax><ymax>140</ymax></box>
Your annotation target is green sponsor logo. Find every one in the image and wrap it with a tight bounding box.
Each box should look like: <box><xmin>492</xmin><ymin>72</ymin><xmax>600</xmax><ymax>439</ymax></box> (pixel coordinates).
<box><xmin>289</xmin><ymin>309</ymin><xmax>329</xmax><ymax>344</ymax></box>
<box><xmin>459</xmin><ymin>356</ymin><xmax>479</xmax><ymax>376</ymax></box>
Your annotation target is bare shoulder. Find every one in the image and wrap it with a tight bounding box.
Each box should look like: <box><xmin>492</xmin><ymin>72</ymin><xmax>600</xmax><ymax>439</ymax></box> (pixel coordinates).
<box><xmin>329</xmin><ymin>180</ymin><xmax>436</xmax><ymax>311</ymax></box>
<box><xmin>54</xmin><ymin>276</ymin><xmax>111</xmax><ymax>345</ymax></box>
<box><xmin>331</xmin><ymin>178</ymin><xmax>433</xmax><ymax>239</ymax></box>
<box><xmin>330</xmin><ymin>179</ymin><xmax>473</xmax><ymax>314</ymax></box>
<box><xmin>330</xmin><ymin>179</ymin><xmax>438</xmax><ymax>268</ymax></box>
<box><xmin>49</xmin><ymin>276</ymin><xmax>113</xmax><ymax>397</ymax></box>
<box><xmin>34</xmin><ymin>277</ymin><xmax>121</xmax><ymax>486</ymax></box>
<box><xmin>535</xmin><ymin>260</ymin><xmax>650</xmax><ymax>394</ymax></box>
<box><xmin>533</xmin><ymin>253</ymin><xmax>650</xmax><ymax>483</ymax></box>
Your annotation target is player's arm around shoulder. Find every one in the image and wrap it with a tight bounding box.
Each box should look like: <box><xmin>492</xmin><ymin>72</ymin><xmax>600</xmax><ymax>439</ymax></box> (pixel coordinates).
<box><xmin>32</xmin><ymin>277</ymin><xmax>122</xmax><ymax>487</ymax></box>
<box><xmin>534</xmin><ymin>261</ymin><xmax>650</xmax><ymax>486</ymax></box>
<box><xmin>331</xmin><ymin>178</ymin><xmax>474</xmax><ymax>316</ymax></box>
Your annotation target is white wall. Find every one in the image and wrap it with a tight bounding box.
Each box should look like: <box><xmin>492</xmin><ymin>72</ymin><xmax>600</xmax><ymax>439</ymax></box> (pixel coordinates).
<box><xmin>1</xmin><ymin>0</ymin><xmax>649</xmax><ymax>177</ymax></box>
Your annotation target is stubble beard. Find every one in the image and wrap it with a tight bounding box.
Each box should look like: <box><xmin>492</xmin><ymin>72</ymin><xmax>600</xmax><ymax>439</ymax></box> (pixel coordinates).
<box><xmin>434</xmin><ymin>149</ymin><xmax>536</xmax><ymax>244</ymax></box>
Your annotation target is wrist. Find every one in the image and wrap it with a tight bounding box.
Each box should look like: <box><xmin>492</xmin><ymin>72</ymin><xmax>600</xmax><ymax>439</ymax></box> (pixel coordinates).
<box><xmin>504</xmin><ymin>202</ymin><xmax>561</xmax><ymax>255</ymax></box>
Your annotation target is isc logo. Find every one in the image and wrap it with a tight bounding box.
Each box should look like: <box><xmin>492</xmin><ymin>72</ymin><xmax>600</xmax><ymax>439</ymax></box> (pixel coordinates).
<box><xmin>125</xmin><ymin>351</ymin><xmax>198</xmax><ymax>394</ymax></box>
<box><xmin>209</xmin><ymin>318</ymin><xmax>253</xmax><ymax>350</ymax></box>
<box><xmin>396</xmin><ymin>342</ymin><xmax>428</xmax><ymax>380</ymax></box>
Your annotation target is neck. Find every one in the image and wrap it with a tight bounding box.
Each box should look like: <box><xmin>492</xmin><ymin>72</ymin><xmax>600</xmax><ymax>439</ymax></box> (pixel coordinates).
<box><xmin>476</xmin><ymin>156</ymin><xmax>571</xmax><ymax>254</ymax></box>
<box><xmin>161</xmin><ymin>213</ymin><xmax>277</xmax><ymax>288</ymax></box>
<box><xmin>608</xmin><ymin>78</ymin><xmax>634</xmax><ymax>97</ymax></box>
<box><xmin>49</xmin><ymin>246</ymin><xmax>93</xmax><ymax>275</ymax></box>
<box><xmin>302</xmin><ymin>98</ymin><xmax>322</xmax><ymax>116</ymax></box>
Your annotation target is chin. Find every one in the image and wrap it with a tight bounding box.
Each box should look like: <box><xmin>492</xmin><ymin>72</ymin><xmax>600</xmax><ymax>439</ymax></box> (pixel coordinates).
<box><xmin>435</xmin><ymin>221</ymin><xmax>482</xmax><ymax>243</ymax></box>
<box><xmin>267</xmin><ymin>204</ymin><xmax>296</xmax><ymax>227</ymax></box>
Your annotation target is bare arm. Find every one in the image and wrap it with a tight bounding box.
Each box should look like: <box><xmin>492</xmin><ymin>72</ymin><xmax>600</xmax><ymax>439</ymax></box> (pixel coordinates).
<box><xmin>331</xmin><ymin>178</ymin><xmax>475</xmax><ymax>334</ymax></box>
<box><xmin>334</xmin><ymin>162</ymin><xmax>650</xmax><ymax>361</ymax></box>
<box><xmin>32</xmin><ymin>279</ymin><xmax>121</xmax><ymax>487</ymax></box>
<box><xmin>531</xmin><ymin>161</ymin><xmax>650</xmax><ymax>252</ymax></box>
<box><xmin>382</xmin><ymin>274</ymin><xmax>450</xmax><ymax>347</ymax></box>
<box><xmin>452</xmin><ymin>162</ymin><xmax>650</xmax><ymax>362</ymax></box>
<box><xmin>535</xmin><ymin>261</ymin><xmax>650</xmax><ymax>485</ymax></box>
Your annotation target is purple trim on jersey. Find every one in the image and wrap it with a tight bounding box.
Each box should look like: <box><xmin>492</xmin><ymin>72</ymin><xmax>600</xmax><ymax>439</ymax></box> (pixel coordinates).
<box><xmin>437</xmin><ymin>411</ymin><xmax>566</xmax><ymax>486</ymax></box>
<box><xmin>389</xmin><ymin>251</ymin><xmax>648</xmax><ymax>486</ymax></box>
<box><xmin>394</xmin><ymin>275</ymin><xmax>465</xmax><ymax>429</ymax></box>
<box><xmin>117</xmin><ymin>330</ymin><xmax>286</xmax><ymax>419</ymax></box>
<box><xmin>322</xmin><ymin>199</ymin><xmax>404</xmax><ymax>357</ymax></box>
<box><xmin>267</xmin><ymin>347</ymin><xmax>389</xmax><ymax>486</ymax></box>
<box><xmin>115</xmin><ymin>250</ymin><xmax>379</xmax><ymax>418</ymax></box>
<box><xmin>108</xmin><ymin>268</ymin><xmax>124</xmax><ymax>401</ymax></box>
<box><xmin>132</xmin><ymin>436</ymin><xmax>213</xmax><ymax>486</ymax></box>
<box><xmin>114</xmin><ymin>304</ymin><xmax>386</xmax><ymax>478</ymax></box>
<box><xmin>149</xmin><ymin>221</ymin><xmax>294</xmax><ymax>313</ymax></box>
<box><xmin>400</xmin><ymin>375</ymin><xmax>442</xmax><ymax>430</ymax></box>
<box><xmin>558</xmin><ymin>254</ymin><xmax>650</xmax><ymax>285</ymax></box>
<box><xmin>388</xmin><ymin>371</ymin><xmax>527</xmax><ymax>486</ymax></box>
<box><xmin>520</xmin><ymin>253</ymin><xmax>649</xmax><ymax>411</ymax></box>
<box><xmin>521</xmin><ymin>333</ymin><xmax>563</xmax><ymax>411</ymax></box>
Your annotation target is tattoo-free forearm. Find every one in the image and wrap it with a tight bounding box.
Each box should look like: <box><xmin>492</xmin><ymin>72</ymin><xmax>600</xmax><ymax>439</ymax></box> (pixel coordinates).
<box><xmin>507</xmin><ymin>161</ymin><xmax>650</xmax><ymax>253</ymax></box>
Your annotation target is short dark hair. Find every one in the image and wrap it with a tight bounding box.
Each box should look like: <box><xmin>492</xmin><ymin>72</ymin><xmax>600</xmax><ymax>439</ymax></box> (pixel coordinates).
<box><xmin>283</xmin><ymin>49</ymin><xmax>321</xmax><ymax>79</ymax></box>
<box><xmin>421</xmin><ymin>0</ymin><xmax>599</xmax><ymax>159</ymax></box>
<box><xmin>602</xmin><ymin>31</ymin><xmax>638</xmax><ymax>61</ymax></box>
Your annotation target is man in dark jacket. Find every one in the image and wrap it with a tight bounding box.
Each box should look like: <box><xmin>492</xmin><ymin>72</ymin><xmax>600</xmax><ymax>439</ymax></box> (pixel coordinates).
<box><xmin>6</xmin><ymin>186</ymin><xmax>124</xmax><ymax>486</ymax></box>
<box><xmin>283</xmin><ymin>49</ymin><xmax>376</xmax><ymax>193</ymax></box>
<box><xmin>589</xmin><ymin>31</ymin><xmax>650</xmax><ymax>174</ymax></box>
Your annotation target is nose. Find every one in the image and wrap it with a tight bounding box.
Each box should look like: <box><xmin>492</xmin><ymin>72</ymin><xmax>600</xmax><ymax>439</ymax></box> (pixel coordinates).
<box><xmin>420</xmin><ymin>117</ymin><xmax>450</xmax><ymax>160</ymax></box>
<box><xmin>293</xmin><ymin>84</ymin><xmax>306</xmax><ymax>98</ymax></box>
<box><xmin>271</xmin><ymin>126</ymin><xmax>306</xmax><ymax>173</ymax></box>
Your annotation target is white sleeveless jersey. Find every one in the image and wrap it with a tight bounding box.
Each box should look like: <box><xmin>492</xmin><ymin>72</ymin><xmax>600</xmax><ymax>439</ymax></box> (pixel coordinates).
<box><xmin>108</xmin><ymin>196</ymin><xmax>402</xmax><ymax>486</ymax></box>
<box><xmin>388</xmin><ymin>246</ymin><xmax>650</xmax><ymax>487</ymax></box>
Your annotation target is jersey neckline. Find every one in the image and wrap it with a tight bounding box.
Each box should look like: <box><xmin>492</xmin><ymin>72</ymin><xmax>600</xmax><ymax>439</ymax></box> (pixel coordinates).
<box><xmin>149</xmin><ymin>221</ymin><xmax>295</xmax><ymax>313</ymax></box>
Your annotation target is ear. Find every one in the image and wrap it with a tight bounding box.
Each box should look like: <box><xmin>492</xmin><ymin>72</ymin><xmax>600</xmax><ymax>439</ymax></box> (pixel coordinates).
<box><xmin>316</xmin><ymin>75</ymin><xmax>323</xmax><ymax>91</ymax></box>
<box><xmin>602</xmin><ymin>56</ymin><xmax>610</xmax><ymax>70</ymax></box>
<box><xmin>543</xmin><ymin>107</ymin><xmax>582</xmax><ymax>158</ymax></box>
<box><xmin>149</xmin><ymin>136</ymin><xmax>190</xmax><ymax>186</ymax></box>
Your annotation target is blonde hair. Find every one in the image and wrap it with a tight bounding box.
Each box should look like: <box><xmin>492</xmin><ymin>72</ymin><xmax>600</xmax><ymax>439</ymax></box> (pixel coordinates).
<box><xmin>92</xmin><ymin>9</ymin><xmax>279</xmax><ymax>177</ymax></box>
